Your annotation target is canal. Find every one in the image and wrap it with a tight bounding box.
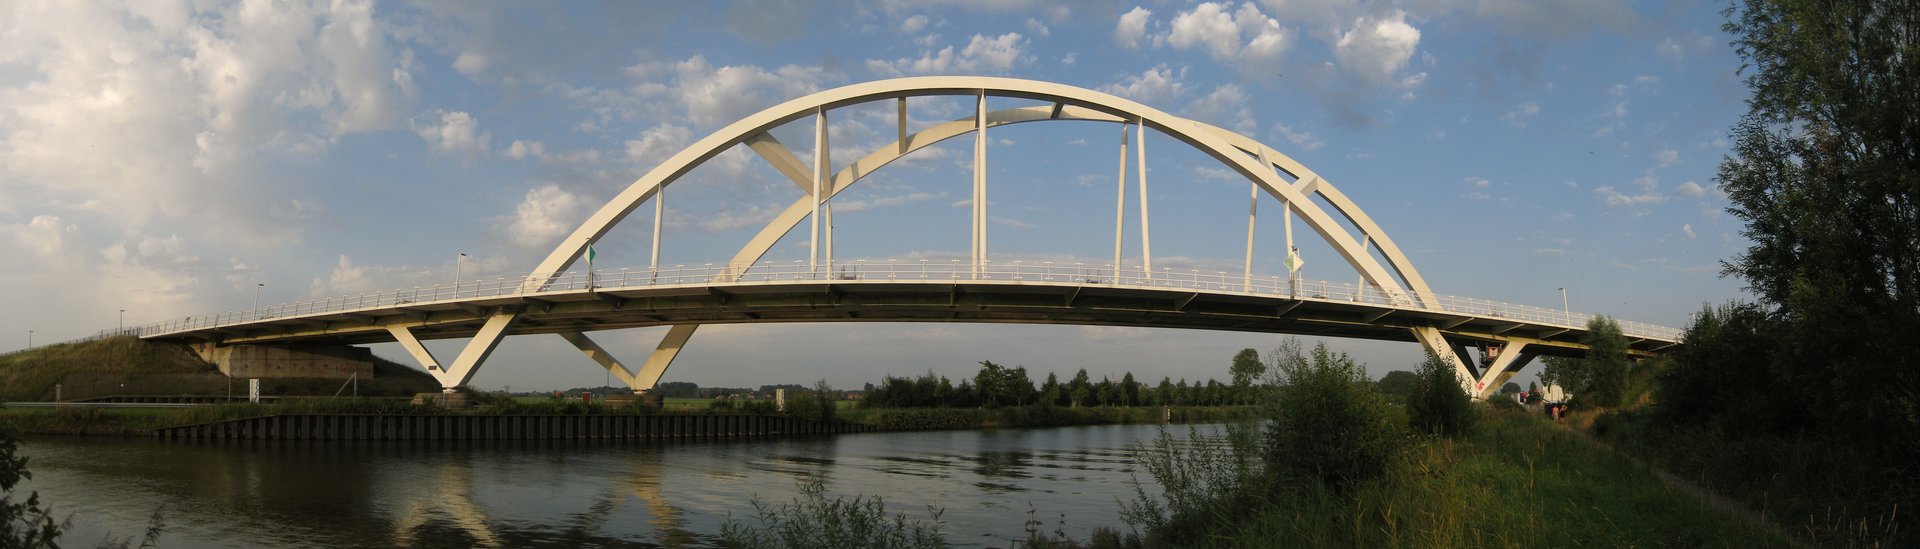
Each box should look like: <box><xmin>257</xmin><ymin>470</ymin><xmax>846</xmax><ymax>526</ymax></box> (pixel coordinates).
<box><xmin>18</xmin><ymin>422</ymin><xmax>1217</xmax><ymax>547</ymax></box>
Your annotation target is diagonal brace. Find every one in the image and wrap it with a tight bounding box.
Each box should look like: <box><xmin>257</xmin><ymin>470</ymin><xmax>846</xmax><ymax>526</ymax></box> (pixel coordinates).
<box><xmin>558</xmin><ymin>331</ymin><xmax>641</xmax><ymax>389</ymax></box>
<box><xmin>626</xmin><ymin>325</ymin><xmax>698</xmax><ymax>394</ymax></box>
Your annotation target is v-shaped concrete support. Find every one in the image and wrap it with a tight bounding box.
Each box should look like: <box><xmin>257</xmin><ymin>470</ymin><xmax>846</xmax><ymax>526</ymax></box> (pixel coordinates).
<box><xmin>385</xmin><ymin>312</ymin><xmax>520</xmax><ymax>391</ymax></box>
<box><xmin>1410</xmin><ymin>326</ymin><xmax>1480</xmax><ymax>396</ymax></box>
<box><xmin>1473</xmin><ymin>342</ymin><xmax>1537</xmax><ymax>400</ymax></box>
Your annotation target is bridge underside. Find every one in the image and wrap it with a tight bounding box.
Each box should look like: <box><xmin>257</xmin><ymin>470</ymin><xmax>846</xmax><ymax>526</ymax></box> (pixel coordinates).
<box><xmin>155</xmin><ymin>281</ymin><xmax>1660</xmax><ymax>361</ymax></box>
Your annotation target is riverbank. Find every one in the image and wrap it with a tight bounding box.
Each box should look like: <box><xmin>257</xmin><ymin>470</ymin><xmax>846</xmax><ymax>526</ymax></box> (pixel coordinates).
<box><xmin>841</xmin><ymin>404</ymin><xmax>1256</xmax><ymax>430</ymax></box>
<box><xmin>0</xmin><ymin>400</ymin><xmax>1257</xmax><ymax>437</ymax></box>
<box><xmin>1175</xmin><ymin>409</ymin><xmax>1789</xmax><ymax>546</ymax></box>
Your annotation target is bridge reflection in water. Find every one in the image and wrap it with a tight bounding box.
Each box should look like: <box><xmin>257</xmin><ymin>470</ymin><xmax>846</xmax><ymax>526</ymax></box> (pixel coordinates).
<box><xmin>22</xmin><ymin>424</ymin><xmax>1183</xmax><ymax>548</ymax></box>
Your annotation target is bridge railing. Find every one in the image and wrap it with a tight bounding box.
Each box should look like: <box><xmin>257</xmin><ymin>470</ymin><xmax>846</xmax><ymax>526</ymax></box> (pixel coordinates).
<box><xmin>129</xmin><ymin>259</ymin><xmax>1683</xmax><ymax>342</ymax></box>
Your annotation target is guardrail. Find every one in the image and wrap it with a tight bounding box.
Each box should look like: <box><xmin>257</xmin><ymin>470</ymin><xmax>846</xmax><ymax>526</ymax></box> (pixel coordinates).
<box><xmin>122</xmin><ymin>259</ymin><xmax>1682</xmax><ymax>342</ymax></box>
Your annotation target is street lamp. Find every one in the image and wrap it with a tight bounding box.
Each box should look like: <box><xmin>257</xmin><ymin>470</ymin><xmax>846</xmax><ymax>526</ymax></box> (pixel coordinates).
<box><xmin>26</xmin><ymin>330</ymin><xmax>32</xmax><ymax>349</ymax></box>
<box><xmin>118</xmin><ymin>309</ymin><xmax>125</xmax><ymax>332</ymax></box>
<box><xmin>253</xmin><ymin>283</ymin><xmax>265</xmax><ymax>320</ymax></box>
<box><xmin>455</xmin><ymin>252</ymin><xmax>468</xmax><ymax>296</ymax></box>
<box><xmin>1558</xmin><ymin>287</ymin><xmax>1569</xmax><ymax>320</ymax></box>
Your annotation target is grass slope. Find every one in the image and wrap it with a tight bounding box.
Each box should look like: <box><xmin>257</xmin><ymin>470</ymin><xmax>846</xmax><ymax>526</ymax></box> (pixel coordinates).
<box><xmin>0</xmin><ymin>336</ymin><xmax>437</xmax><ymax>401</ymax></box>
<box><xmin>1195</xmin><ymin>410</ymin><xmax>1788</xmax><ymax>547</ymax></box>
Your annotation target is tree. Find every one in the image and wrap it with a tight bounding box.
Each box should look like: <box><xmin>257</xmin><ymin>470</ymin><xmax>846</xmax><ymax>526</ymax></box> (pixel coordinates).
<box><xmin>1156</xmin><ymin>377</ymin><xmax>1174</xmax><ymax>406</ymax></box>
<box><xmin>1039</xmin><ymin>372</ymin><xmax>1062</xmax><ymax>407</ymax></box>
<box><xmin>1068</xmin><ymin>369</ymin><xmax>1092</xmax><ymax>408</ymax></box>
<box><xmin>1374</xmin><ymin>370</ymin><xmax>1420</xmax><ymax>399</ymax></box>
<box><xmin>1500</xmin><ymin>382</ymin><xmax>1522</xmax><ymax>395</ymax></box>
<box><xmin>1120</xmin><ymin>372</ymin><xmax>1140</xmax><ymax>407</ymax></box>
<box><xmin>974</xmin><ymin>360</ymin><xmax>1007</xmax><ymax>408</ymax></box>
<box><xmin>1007</xmin><ymin>366</ymin><xmax>1035</xmax><ymax>406</ymax></box>
<box><xmin>1262</xmin><ymin>339</ymin><xmax>1405</xmax><ymax>491</ymax></box>
<box><xmin>1406</xmin><ymin>352</ymin><xmax>1477</xmax><ymax>437</ymax></box>
<box><xmin>1229</xmin><ymin>348</ymin><xmax>1265</xmax><ymax>388</ymax></box>
<box><xmin>1542</xmin><ymin>317</ymin><xmax>1630</xmax><ymax>408</ymax></box>
<box><xmin>1716</xmin><ymin>0</ymin><xmax>1920</xmax><ymax>446</ymax></box>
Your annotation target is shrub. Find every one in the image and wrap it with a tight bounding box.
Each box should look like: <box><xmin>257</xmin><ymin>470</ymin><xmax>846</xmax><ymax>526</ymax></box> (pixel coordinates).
<box><xmin>720</xmin><ymin>477</ymin><xmax>944</xmax><ymax>548</ymax></box>
<box><xmin>1405</xmin><ymin>351</ymin><xmax>1478</xmax><ymax>438</ymax></box>
<box><xmin>1</xmin><ymin>424</ymin><xmax>65</xmax><ymax>548</ymax></box>
<box><xmin>1261</xmin><ymin>340</ymin><xmax>1406</xmax><ymax>491</ymax></box>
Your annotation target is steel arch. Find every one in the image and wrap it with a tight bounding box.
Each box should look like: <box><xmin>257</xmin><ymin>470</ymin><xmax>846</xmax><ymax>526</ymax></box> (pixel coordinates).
<box><xmin>411</xmin><ymin>77</ymin><xmax>1445</xmax><ymax>391</ymax></box>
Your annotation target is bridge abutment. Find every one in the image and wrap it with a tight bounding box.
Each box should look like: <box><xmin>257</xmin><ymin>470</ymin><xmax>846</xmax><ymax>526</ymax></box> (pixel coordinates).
<box><xmin>193</xmin><ymin>342</ymin><xmax>375</xmax><ymax>380</ymax></box>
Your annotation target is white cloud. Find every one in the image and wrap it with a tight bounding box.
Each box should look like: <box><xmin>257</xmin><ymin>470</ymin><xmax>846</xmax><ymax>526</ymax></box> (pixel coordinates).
<box><xmin>900</xmin><ymin>15</ymin><xmax>929</xmax><ymax>34</ymax></box>
<box><xmin>692</xmin><ymin>203</ymin><xmax>783</xmax><ymax>232</ymax></box>
<box><xmin>991</xmin><ymin>216</ymin><xmax>1035</xmax><ymax>230</ymax></box>
<box><xmin>834</xmin><ymin>192</ymin><xmax>948</xmax><ymax>213</ymax></box>
<box><xmin>1655</xmin><ymin>148</ymin><xmax>1678</xmax><ymax>167</ymax></box>
<box><xmin>0</xmin><ymin>0</ymin><xmax>416</xmax><ymax>241</ymax></box>
<box><xmin>1026</xmin><ymin>18</ymin><xmax>1049</xmax><ymax>37</ymax></box>
<box><xmin>1333</xmin><ymin>11</ymin><xmax>1421</xmax><ymax>85</ymax></box>
<box><xmin>1682</xmin><ymin>224</ymin><xmax>1696</xmax><ymax>238</ymax></box>
<box><xmin>507</xmin><ymin>184</ymin><xmax>587</xmax><ymax>248</ymax></box>
<box><xmin>1674</xmin><ymin>181</ymin><xmax>1708</xmax><ymax>198</ymax></box>
<box><xmin>5</xmin><ymin>215</ymin><xmax>75</xmax><ymax>267</ymax></box>
<box><xmin>1182</xmin><ymin>84</ymin><xmax>1258</xmax><ymax>135</ymax></box>
<box><xmin>413</xmin><ymin>110</ymin><xmax>491</xmax><ymax>157</ymax></box>
<box><xmin>1594</xmin><ymin>185</ymin><xmax>1666</xmax><ymax>207</ymax></box>
<box><xmin>504</xmin><ymin>140</ymin><xmax>545</xmax><ymax>160</ymax></box>
<box><xmin>1272</xmin><ymin>123</ymin><xmax>1324</xmax><ymax>151</ymax></box>
<box><xmin>1061</xmin><ymin>53</ymin><xmax>1077</xmax><ymax>66</ymax></box>
<box><xmin>623</xmin><ymin>124</ymin><xmax>694</xmax><ymax>168</ymax></box>
<box><xmin>1500</xmin><ymin>101</ymin><xmax>1539</xmax><ymax>126</ymax></box>
<box><xmin>1164</xmin><ymin>2</ymin><xmax>1289</xmax><ymax>71</ymax></box>
<box><xmin>1468</xmin><ymin>177</ymin><xmax>1492</xmax><ymax>188</ymax></box>
<box><xmin>1100</xmin><ymin>65</ymin><xmax>1186</xmax><ymax>105</ymax></box>
<box><xmin>866</xmin><ymin>33</ymin><xmax>1029</xmax><ymax>77</ymax></box>
<box><xmin>453</xmin><ymin>51</ymin><xmax>490</xmax><ymax>75</ymax></box>
<box><xmin>669</xmin><ymin>56</ymin><xmax>833</xmax><ymax>128</ymax></box>
<box><xmin>1116</xmin><ymin>7</ymin><xmax>1152</xmax><ymax>48</ymax></box>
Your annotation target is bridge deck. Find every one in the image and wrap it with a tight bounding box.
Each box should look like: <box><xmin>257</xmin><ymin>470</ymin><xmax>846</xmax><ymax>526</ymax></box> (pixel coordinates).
<box><xmin>137</xmin><ymin>262</ymin><xmax>1680</xmax><ymax>357</ymax></box>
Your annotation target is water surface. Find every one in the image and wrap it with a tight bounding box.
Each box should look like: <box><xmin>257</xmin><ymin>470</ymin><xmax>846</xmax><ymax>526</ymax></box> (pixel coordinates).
<box><xmin>20</xmin><ymin>423</ymin><xmax>1218</xmax><ymax>547</ymax></box>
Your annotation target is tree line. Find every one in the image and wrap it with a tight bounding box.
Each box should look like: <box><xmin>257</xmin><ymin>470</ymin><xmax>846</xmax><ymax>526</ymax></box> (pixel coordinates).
<box><xmin>860</xmin><ymin>354</ymin><xmax>1268</xmax><ymax>409</ymax></box>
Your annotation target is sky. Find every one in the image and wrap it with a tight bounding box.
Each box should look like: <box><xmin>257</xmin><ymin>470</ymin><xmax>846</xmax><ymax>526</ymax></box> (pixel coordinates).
<box><xmin>0</xmin><ymin>0</ymin><xmax>1752</xmax><ymax>392</ymax></box>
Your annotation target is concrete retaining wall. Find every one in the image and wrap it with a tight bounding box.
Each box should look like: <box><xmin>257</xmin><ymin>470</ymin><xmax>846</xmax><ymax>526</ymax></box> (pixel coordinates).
<box><xmin>153</xmin><ymin>413</ymin><xmax>879</xmax><ymax>440</ymax></box>
<box><xmin>195</xmin><ymin>343</ymin><xmax>375</xmax><ymax>379</ymax></box>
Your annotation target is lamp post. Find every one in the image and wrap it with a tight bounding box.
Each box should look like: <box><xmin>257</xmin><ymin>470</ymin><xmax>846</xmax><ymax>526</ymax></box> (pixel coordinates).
<box><xmin>1558</xmin><ymin>287</ymin><xmax>1569</xmax><ymax>321</ymax></box>
<box><xmin>455</xmin><ymin>252</ymin><xmax>468</xmax><ymax>296</ymax></box>
<box><xmin>253</xmin><ymin>283</ymin><xmax>265</xmax><ymax>320</ymax></box>
<box><xmin>118</xmin><ymin>309</ymin><xmax>125</xmax><ymax>332</ymax></box>
<box><xmin>26</xmin><ymin>330</ymin><xmax>31</xmax><ymax>349</ymax></box>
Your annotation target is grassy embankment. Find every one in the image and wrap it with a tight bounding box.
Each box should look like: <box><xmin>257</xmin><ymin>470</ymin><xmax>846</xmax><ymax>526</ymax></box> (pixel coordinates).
<box><xmin>0</xmin><ymin>336</ymin><xmax>437</xmax><ymax>402</ymax></box>
<box><xmin>1572</xmin><ymin>362</ymin><xmax>1906</xmax><ymax>547</ymax></box>
<box><xmin>1170</xmin><ymin>408</ymin><xmax>1789</xmax><ymax>547</ymax></box>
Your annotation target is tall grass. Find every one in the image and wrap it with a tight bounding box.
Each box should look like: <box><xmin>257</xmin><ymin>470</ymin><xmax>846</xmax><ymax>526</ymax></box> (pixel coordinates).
<box><xmin>719</xmin><ymin>477</ymin><xmax>945</xmax><ymax>548</ymax></box>
<box><xmin>1118</xmin><ymin>410</ymin><xmax>1788</xmax><ymax>547</ymax></box>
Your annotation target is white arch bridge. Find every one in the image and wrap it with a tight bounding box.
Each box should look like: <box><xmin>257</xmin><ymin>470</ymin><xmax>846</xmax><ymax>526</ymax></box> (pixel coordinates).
<box><xmin>136</xmin><ymin>77</ymin><xmax>1679</xmax><ymax>400</ymax></box>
